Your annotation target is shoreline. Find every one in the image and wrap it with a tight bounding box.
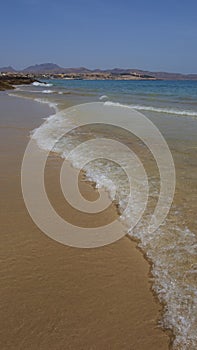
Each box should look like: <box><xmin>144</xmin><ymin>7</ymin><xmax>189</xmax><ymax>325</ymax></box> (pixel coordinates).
<box><xmin>0</xmin><ymin>92</ymin><xmax>171</xmax><ymax>349</ymax></box>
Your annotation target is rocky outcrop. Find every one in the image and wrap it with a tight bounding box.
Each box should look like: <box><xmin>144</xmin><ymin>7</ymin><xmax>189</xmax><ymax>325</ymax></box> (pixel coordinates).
<box><xmin>0</xmin><ymin>74</ymin><xmax>37</xmax><ymax>91</ymax></box>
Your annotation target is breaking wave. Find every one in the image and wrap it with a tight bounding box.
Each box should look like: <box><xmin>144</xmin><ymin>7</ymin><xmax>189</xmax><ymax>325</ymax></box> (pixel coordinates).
<box><xmin>32</xmin><ymin>82</ymin><xmax>53</xmax><ymax>87</ymax></box>
<box><xmin>105</xmin><ymin>101</ymin><xmax>197</xmax><ymax>117</ymax></box>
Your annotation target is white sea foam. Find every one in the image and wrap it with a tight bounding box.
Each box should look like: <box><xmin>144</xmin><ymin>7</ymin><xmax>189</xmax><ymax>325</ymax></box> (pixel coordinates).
<box><xmin>105</xmin><ymin>101</ymin><xmax>197</xmax><ymax>117</ymax></box>
<box><xmin>41</xmin><ymin>90</ymin><xmax>54</xmax><ymax>94</ymax></box>
<box><xmin>99</xmin><ymin>95</ymin><xmax>109</xmax><ymax>101</ymax></box>
<box><xmin>32</xmin><ymin>82</ymin><xmax>53</xmax><ymax>87</ymax></box>
<box><xmin>31</xmin><ymin>102</ymin><xmax>197</xmax><ymax>349</ymax></box>
<box><xmin>34</xmin><ymin>98</ymin><xmax>58</xmax><ymax>113</ymax></box>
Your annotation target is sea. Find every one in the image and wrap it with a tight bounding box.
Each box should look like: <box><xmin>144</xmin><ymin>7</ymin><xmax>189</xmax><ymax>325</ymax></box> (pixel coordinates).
<box><xmin>10</xmin><ymin>79</ymin><xmax>197</xmax><ymax>349</ymax></box>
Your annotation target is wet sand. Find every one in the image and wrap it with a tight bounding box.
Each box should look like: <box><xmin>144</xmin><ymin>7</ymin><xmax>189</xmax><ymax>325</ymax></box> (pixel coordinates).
<box><xmin>0</xmin><ymin>94</ymin><xmax>170</xmax><ymax>349</ymax></box>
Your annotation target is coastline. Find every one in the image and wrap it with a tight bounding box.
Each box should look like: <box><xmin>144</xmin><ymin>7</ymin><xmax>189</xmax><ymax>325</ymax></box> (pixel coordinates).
<box><xmin>0</xmin><ymin>92</ymin><xmax>170</xmax><ymax>349</ymax></box>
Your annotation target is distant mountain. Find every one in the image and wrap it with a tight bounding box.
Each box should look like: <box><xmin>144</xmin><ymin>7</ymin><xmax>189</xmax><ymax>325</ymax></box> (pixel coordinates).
<box><xmin>131</xmin><ymin>70</ymin><xmax>197</xmax><ymax>80</ymax></box>
<box><xmin>1</xmin><ymin>63</ymin><xmax>197</xmax><ymax>80</ymax></box>
<box><xmin>22</xmin><ymin>63</ymin><xmax>65</xmax><ymax>73</ymax></box>
<box><xmin>105</xmin><ymin>68</ymin><xmax>197</xmax><ymax>80</ymax></box>
<box><xmin>22</xmin><ymin>64</ymin><xmax>92</xmax><ymax>74</ymax></box>
<box><xmin>0</xmin><ymin>66</ymin><xmax>16</xmax><ymax>72</ymax></box>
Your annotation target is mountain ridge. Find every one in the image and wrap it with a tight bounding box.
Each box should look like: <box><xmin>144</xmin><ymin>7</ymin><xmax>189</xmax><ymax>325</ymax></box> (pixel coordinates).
<box><xmin>0</xmin><ymin>66</ymin><xmax>16</xmax><ymax>72</ymax></box>
<box><xmin>1</xmin><ymin>63</ymin><xmax>197</xmax><ymax>80</ymax></box>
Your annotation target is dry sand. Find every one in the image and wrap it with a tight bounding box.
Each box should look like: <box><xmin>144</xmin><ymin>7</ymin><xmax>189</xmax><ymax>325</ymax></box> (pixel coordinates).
<box><xmin>0</xmin><ymin>94</ymin><xmax>170</xmax><ymax>349</ymax></box>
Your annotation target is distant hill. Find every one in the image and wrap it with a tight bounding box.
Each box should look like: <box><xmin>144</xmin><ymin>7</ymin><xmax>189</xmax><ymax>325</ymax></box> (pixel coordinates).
<box><xmin>22</xmin><ymin>64</ymin><xmax>92</xmax><ymax>74</ymax></box>
<box><xmin>0</xmin><ymin>66</ymin><xmax>16</xmax><ymax>72</ymax></box>
<box><xmin>21</xmin><ymin>64</ymin><xmax>197</xmax><ymax>80</ymax></box>
<box><xmin>106</xmin><ymin>68</ymin><xmax>197</xmax><ymax>80</ymax></box>
<box><xmin>1</xmin><ymin>63</ymin><xmax>197</xmax><ymax>80</ymax></box>
<box><xmin>22</xmin><ymin>63</ymin><xmax>65</xmax><ymax>73</ymax></box>
<box><xmin>129</xmin><ymin>69</ymin><xmax>197</xmax><ymax>80</ymax></box>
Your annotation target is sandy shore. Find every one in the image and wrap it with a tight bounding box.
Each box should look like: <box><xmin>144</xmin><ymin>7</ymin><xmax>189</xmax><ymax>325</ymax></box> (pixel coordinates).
<box><xmin>0</xmin><ymin>93</ymin><xmax>170</xmax><ymax>349</ymax></box>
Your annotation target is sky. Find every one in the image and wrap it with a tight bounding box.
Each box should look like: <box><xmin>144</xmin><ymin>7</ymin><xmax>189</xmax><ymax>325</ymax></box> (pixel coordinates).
<box><xmin>0</xmin><ymin>0</ymin><xmax>196</xmax><ymax>73</ymax></box>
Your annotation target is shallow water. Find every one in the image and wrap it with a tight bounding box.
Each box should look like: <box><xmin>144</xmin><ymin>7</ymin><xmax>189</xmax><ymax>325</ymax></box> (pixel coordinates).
<box><xmin>11</xmin><ymin>80</ymin><xmax>197</xmax><ymax>349</ymax></box>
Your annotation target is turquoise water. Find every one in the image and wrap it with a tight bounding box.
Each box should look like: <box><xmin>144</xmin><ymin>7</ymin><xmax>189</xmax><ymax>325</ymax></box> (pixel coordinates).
<box><xmin>14</xmin><ymin>79</ymin><xmax>197</xmax><ymax>118</ymax></box>
<box><xmin>42</xmin><ymin>79</ymin><xmax>197</xmax><ymax>116</ymax></box>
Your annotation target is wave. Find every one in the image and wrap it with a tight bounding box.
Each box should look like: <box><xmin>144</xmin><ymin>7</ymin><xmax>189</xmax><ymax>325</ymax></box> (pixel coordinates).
<box><xmin>32</xmin><ymin>82</ymin><xmax>53</xmax><ymax>87</ymax></box>
<box><xmin>105</xmin><ymin>101</ymin><xmax>197</xmax><ymax>117</ymax></box>
<box><xmin>42</xmin><ymin>90</ymin><xmax>54</xmax><ymax>94</ymax></box>
<box><xmin>34</xmin><ymin>98</ymin><xmax>58</xmax><ymax>112</ymax></box>
<box><xmin>99</xmin><ymin>95</ymin><xmax>109</xmax><ymax>101</ymax></box>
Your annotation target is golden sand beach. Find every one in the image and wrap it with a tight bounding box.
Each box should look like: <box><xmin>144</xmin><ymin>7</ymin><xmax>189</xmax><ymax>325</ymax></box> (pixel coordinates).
<box><xmin>0</xmin><ymin>94</ymin><xmax>170</xmax><ymax>349</ymax></box>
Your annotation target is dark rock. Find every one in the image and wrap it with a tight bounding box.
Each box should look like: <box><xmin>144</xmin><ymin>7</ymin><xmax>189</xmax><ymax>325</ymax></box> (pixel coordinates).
<box><xmin>0</xmin><ymin>74</ymin><xmax>38</xmax><ymax>91</ymax></box>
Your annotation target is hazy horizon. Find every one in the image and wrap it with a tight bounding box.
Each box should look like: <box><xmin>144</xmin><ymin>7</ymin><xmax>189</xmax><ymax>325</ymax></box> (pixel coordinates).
<box><xmin>1</xmin><ymin>62</ymin><xmax>197</xmax><ymax>75</ymax></box>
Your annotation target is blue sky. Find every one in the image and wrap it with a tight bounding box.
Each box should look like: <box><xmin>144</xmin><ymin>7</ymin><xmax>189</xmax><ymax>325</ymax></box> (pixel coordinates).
<box><xmin>0</xmin><ymin>0</ymin><xmax>196</xmax><ymax>73</ymax></box>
